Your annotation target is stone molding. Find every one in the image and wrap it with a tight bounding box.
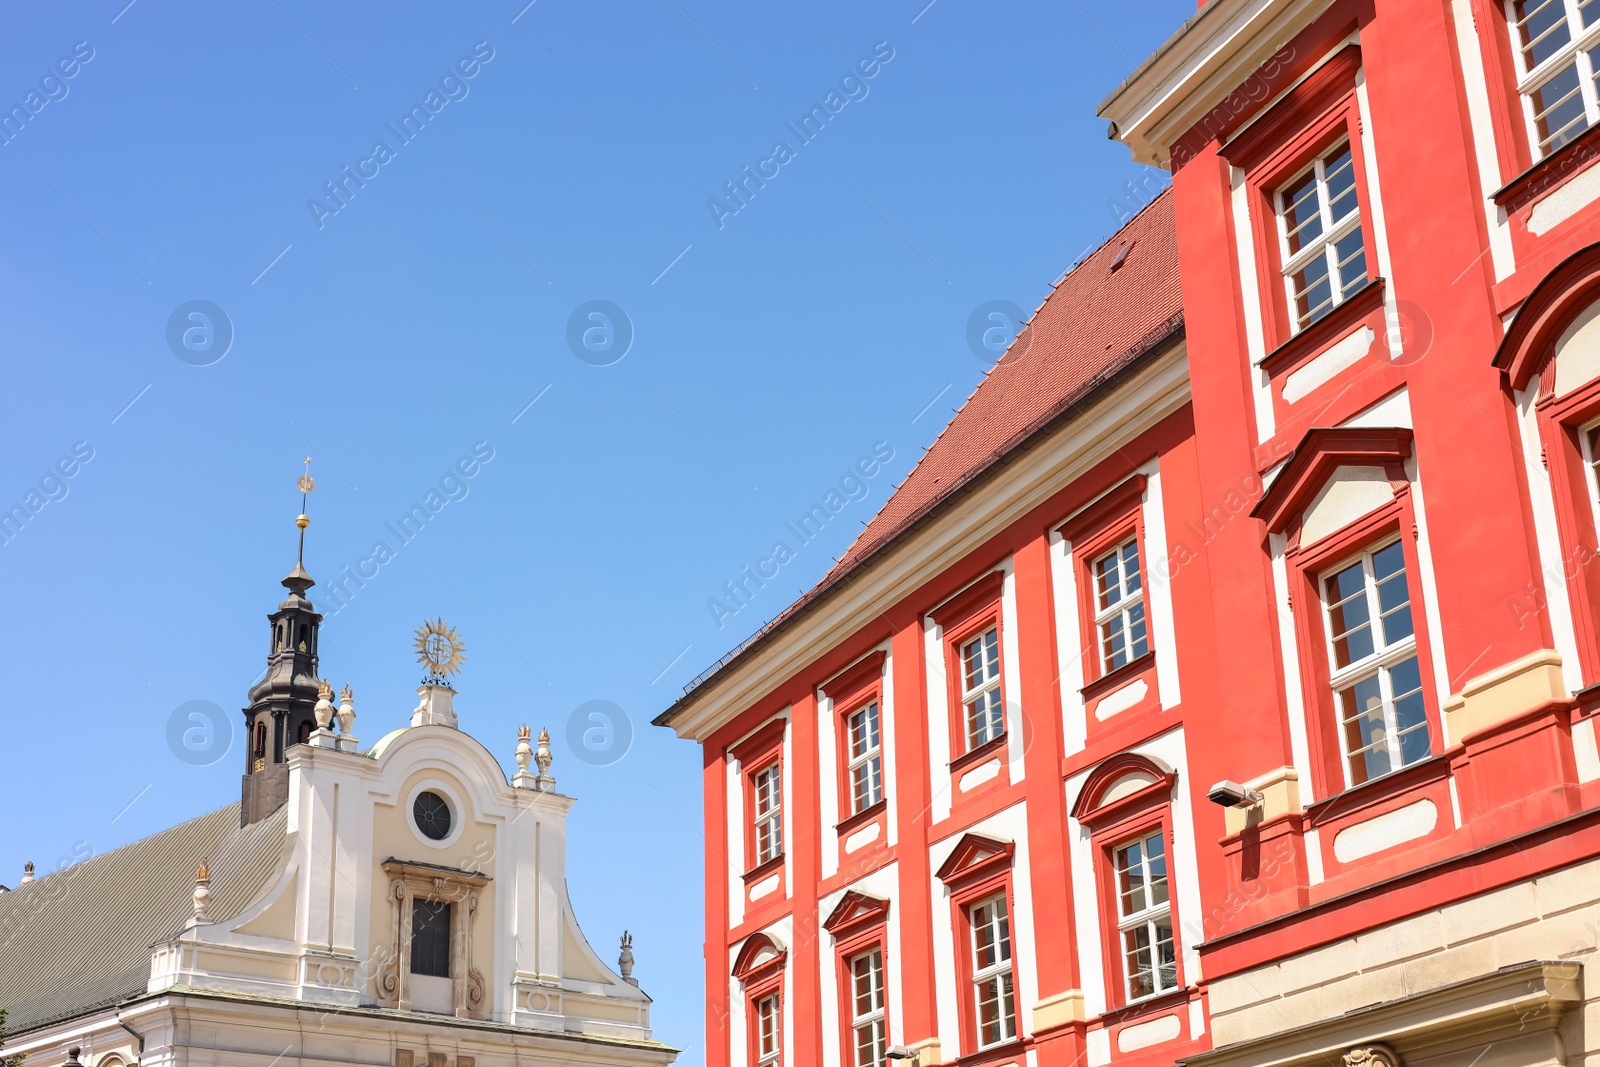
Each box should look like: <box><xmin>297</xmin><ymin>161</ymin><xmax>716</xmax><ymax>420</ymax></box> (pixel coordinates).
<box><xmin>374</xmin><ymin>859</ymin><xmax>491</xmax><ymax>1019</ymax></box>
<box><xmin>1442</xmin><ymin>649</ymin><xmax>1566</xmax><ymax>743</ymax></box>
<box><xmin>1185</xmin><ymin>961</ymin><xmax>1581</xmax><ymax>1067</ymax></box>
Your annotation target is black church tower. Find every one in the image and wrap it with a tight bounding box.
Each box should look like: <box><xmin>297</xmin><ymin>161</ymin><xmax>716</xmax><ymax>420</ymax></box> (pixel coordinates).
<box><xmin>241</xmin><ymin>470</ymin><xmax>324</xmax><ymax>826</ymax></box>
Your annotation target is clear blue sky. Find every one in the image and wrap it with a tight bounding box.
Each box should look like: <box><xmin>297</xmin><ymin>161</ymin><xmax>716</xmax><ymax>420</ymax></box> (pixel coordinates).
<box><xmin>0</xmin><ymin>1</ymin><xmax>1186</xmax><ymax>1059</ymax></box>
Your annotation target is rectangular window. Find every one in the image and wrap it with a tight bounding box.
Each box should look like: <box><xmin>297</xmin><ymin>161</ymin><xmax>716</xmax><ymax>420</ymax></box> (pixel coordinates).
<box><xmin>969</xmin><ymin>894</ymin><xmax>1016</xmax><ymax>1048</ymax></box>
<box><xmin>752</xmin><ymin>762</ymin><xmax>784</xmax><ymax>865</ymax></box>
<box><xmin>1507</xmin><ymin>0</ymin><xmax>1600</xmax><ymax>156</ymax></box>
<box><xmin>1276</xmin><ymin>140</ymin><xmax>1369</xmax><ymax>331</ymax></box>
<box><xmin>849</xmin><ymin>948</ymin><xmax>886</xmax><ymax>1067</ymax></box>
<box><xmin>1094</xmin><ymin>538</ymin><xmax>1148</xmax><ymax>671</ymax></box>
<box><xmin>960</xmin><ymin>627</ymin><xmax>1004</xmax><ymax>751</ymax></box>
<box><xmin>845</xmin><ymin>701</ymin><xmax>884</xmax><ymax>814</ymax></box>
<box><xmin>410</xmin><ymin>899</ymin><xmax>452</xmax><ymax>978</ymax></box>
<box><xmin>756</xmin><ymin>992</ymin><xmax>781</xmax><ymax>1064</ymax></box>
<box><xmin>1114</xmin><ymin>832</ymin><xmax>1176</xmax><ymax>1000</ymax></box>
<box><xmin>1321</xmin><ymin>539</ymin><xmax>1429</xmax><ymax>786</ymax></box>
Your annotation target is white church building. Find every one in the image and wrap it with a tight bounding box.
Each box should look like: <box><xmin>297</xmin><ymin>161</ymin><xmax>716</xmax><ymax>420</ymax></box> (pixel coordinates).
<box><xmin>0</xmin><ymin>485</ymin><xmax>675</xmax><ymax>1067</ymax></box>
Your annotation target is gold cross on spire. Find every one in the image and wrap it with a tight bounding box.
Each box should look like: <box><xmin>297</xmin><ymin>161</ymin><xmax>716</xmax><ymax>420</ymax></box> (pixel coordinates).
<box><xmin>295</xmin><ymin>458</ymin><xmax>314</xmax><ymax>566</ymax></box>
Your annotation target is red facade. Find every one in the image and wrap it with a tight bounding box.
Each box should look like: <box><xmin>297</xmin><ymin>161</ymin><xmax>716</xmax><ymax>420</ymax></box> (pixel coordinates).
<box><xmin>658</xmin><ymin>1</ymin><xmax>1600</xmax><ymax>1064</ymax></box>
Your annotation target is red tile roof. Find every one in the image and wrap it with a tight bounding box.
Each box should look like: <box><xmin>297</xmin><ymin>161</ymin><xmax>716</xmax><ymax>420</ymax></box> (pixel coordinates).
<box><xmin>660</xmin><ymin>191</ymin><xmax>1182</xmax><ymax>723</ymax></box>
<box><xmin>833</xmin><ymin>191</ymin><xmax>1182</xmax><ymax>575</ymax></box>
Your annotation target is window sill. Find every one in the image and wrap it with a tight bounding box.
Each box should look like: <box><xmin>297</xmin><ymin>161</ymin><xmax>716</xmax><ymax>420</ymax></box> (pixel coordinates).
<box><xmin>835</xmin><ymin>798</ymin><xmax>887</xmax><ymax>836</ymax></box>
<box><xmin>741</xmin><ymin>853</ymin><xmax>785</xmax><ymax>885</ymax></box>
<box><xmin>1493</xmin><ymin>120</ymin><xmax>1600</xmax><ymax>214</ymax></box>
<box><xmin>955</xmin><ymin>1038</ymin><xmax>1027</xmax><ymax>1067</ymax></box>
<box><xmin>1080</xmin><ymin>650</ymin><xmax>1156</xmax><ymax>703</ymax></box>
<box><xmin>1305</xmin><ymin>751</ymin><xmax>1448</xmax><ymax>826</ymax></box>
<box><xmin>1099</xmin><ymin>985</ymin><xmax>1191</xmax><ymax>1027</ymax></box>
<box><xmin>1259</xmin><ymin>276</ymin><xmax>1386</xmax><ymax>377</ymax></box>
<box><xmin>949</xmin><ymin>732</ymin><xmax>1008</xmax><ymax>776</ymax></box>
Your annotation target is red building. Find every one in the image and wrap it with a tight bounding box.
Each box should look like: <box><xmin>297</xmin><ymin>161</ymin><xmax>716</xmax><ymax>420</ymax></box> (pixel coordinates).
<box><xmin>657</xmin><ymin>1</ymin><xmax>1600</xmax><ymax>1064</ymax></box>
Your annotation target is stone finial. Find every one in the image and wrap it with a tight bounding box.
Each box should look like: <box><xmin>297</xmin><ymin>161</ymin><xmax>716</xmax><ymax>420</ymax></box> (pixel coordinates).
<box><xmin>193</xmin><ymin>861</ymin><xmax>212</xmax><ymax>923</ymax></box>
<box><xmin>535</xmin><ymin>727</ymin><xmax>555</xmax><ymax>791</ymax></box>
<box><xmin>19</xmin><ymin>860</ymin><xmax>34</xmax><ymax>884</ymax></box>
<box><xmin>336</xmin><ymin>684</ymin><xmax>358</xmax><ymax>751</ymax></box>
<box><xmin>512</xmin><ymin>724</ymin><xmax>537</xmax><ymax>789</ymax></box>
<box><xmin>314</xmin><ymin>679</ymin><xmax>335</xmax><ymax>730</ymax></box>
<box><xmin>619</xmin><ymin>930</ymin><xmax>636</xmax><ymax>985</ymax></box>
<box><xmin>65</xmin><ymin>1049</ymin><xmax>83</xmax><ymax>1067</ymax></box>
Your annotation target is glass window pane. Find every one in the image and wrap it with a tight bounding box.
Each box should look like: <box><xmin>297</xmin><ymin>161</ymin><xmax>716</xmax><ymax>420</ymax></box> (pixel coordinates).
<box><xmin>1123</xmin><ymin>925</ymin><xmax>1154</xmax><ymax>999</ymax></box>
<box><xmin>1324</xmin><ymin>147</ymin><xmax>1358</xmax><ymax>222</ymax></box>
<box><xmin>1146</xmin><ymin>833</ymin><xmax>1169</xmax><ymax>906</ymax></box>
<box><xmin>1122</xmin><ymin>541</ymin><xmax>1142</xmax><ymax>593</ymax></box>
<box><xmin>1281</xmin><ymin>171</ymin><xmax>1324</xmax><ymax>255</ymax></box>
<box><xmin>1338</xmin><ymin>673</ymin><xmax>1391</xmax><ymax>784</ymax></box>
<box><xmin>1515</xmin><ymin>0</ymin><xmax>1574</xmax><ymax>67</ymax></box>
<box><xmin>1531</xmin><ymin>60</ymin><xmax>1589</xmax><ymax>152</ymax></box>
<box><xmin>1128</xmin><ymin>601</ymin><xmax>1149</xmax><ymax>660</ymax></box>
<box><xmin>1116</xmin><ymin>841</ymin><xmax>1145</xmax><ymax>915</ymax></box>
<box><xmin>1334</xmin><ymin>227</ymin><xmax>1369</xmax><ymax>296</ymax></box>
<box><xmin>1097</xmin><ymin>553</ymin><xmax>1121</xmax><ymax>608</ymax></box>
<box><xmin>1155</xmin><ymin>921</ymin><xmax>1178</xmax><ymax>990</ymax></box>
<box><xmin>1292</xmin><ymin>253</ymin><xmax>1335</xmax><ymax>327</ymax></box>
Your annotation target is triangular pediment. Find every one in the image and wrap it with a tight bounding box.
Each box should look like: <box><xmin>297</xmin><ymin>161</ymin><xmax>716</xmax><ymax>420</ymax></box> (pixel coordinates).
<box><xmin>934</xmin><ymin>833</ymin><xmax>1014</xmax><ymax>886</ymax></box>
<box><xmin>823</xmin><ymin>890</ymin><xmax>890</xmax><ymax>936</ymax></box>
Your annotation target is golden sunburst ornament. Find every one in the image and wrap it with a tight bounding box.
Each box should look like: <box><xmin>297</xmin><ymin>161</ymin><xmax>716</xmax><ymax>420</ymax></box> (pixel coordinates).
<box><xmin>414</xmin><ymin>618</ymin><xmax>466</xmax><ymax>682</ymax></box>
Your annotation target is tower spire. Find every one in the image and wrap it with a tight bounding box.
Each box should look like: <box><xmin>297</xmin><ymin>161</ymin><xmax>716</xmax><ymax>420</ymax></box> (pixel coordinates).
<box><xmin>242</xmin><ymin>460</ymin><xmax>325</xmax><ymax>826</ymax></box>
<box><xmin>283</xmin><ymin>458</ymin><xmax>315</xmax><ymax>596</ymax></box>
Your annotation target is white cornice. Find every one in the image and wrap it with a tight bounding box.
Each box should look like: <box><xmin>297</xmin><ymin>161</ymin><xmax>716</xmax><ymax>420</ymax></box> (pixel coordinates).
<box><xmin>1098</xmin><ymin>0</ymin><xmax>1336</xmax><ymax>167</ymax></box>
<box><xmin>665</xmin><ymin>347</ymin><xmax>1191</xmax><ymax>744</ymax></box>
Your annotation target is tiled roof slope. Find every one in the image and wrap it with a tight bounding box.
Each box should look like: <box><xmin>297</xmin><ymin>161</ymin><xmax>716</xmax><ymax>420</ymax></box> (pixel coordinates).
<box><xmin>660</xmin><ymin>192</ymin><xmax>1182</xmax><ymax>721</ymax></box>
<box><xmin>834</xmin><ymin>191</ymin><xmax>1181</xmax><ymax>574</ymax></box>
<box><xmin>0</xmin><ymin>802</ymin><xmax>288</xmax><ymax>1033</ymax></box>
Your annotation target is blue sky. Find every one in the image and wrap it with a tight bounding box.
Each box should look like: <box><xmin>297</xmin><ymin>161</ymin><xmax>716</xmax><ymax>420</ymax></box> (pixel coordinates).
<box><xmin>0</xmin><ymin>1</ymin><xmax>1186</xmax><ymax>1059</ymax></box>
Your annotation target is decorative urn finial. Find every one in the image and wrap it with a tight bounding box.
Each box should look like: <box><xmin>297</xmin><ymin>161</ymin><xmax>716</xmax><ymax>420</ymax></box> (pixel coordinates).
<box><xmin>314</xmin><ymin>679</ymin><xmax>334</xmax><ymax>730</ymax></box>
<box><xmin>336</xmin><ymin>684</ymin><xmax>355</xmax><ymax>732</ymax></box>
<box><xmin>535</xmin><ymin>726</ymin><xmax>555</xmax><ymax>791</ymax></box>
<box><xmin>19</xmin><ymin>860</ymin><xmax>34</xmax><ymax>884</ymax></box>
<box><xmin>511</xmin><ymin>724</ymin><xmax>537</xmax><ymax>789</ymax></box>
<box><xmin>619</xmin><ymin>930</ymin><xmax>636</xmax><ymax>985</ymax></box>
<box><xmin>516</xmin><ymin>724</ymin><xmax>533</xmax><ymax>771</ymax></box>
<box><xmin>193</xmin><ymin>861</ymin><xmax>212</xmax><ymax>923</ymax></box>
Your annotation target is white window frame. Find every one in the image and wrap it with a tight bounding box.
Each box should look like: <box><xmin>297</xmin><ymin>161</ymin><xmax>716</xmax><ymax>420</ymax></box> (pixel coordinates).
<box><xmin>959</xmin><ymin>627</ymin><xmax>1004</xmax><ymax>752</ymax></box>
<box><xmin>1093</xmin><ymin>537</ymin><xmax>1149</xmax><ymax>672</ymax></box>
<box><xmin>849</xmin><ymin>947</ymin><xmax>886</xmax><ymax>1067</ymax></box>
<box><xmin>1505</xmin><ymin>0</ymin><xmax>1600</xmax><ymax>157</ymax></box>
<box><xmin>1580</xmin><ymin>418</ymin><xmax>1600</xmax><ymax>535</ymax></box>
<box><xmin>968</xmin><ymin>894</ymin><xmax>1017</xmax><ymax>1050</ymax></box>
<box><xmin>1275</xmin><ymin>139</ymin><xmax>1367</xmax><ymax>332</ymax></box>
<box><xmin>845</xmin><ymin>700</ymin><xmax>884</xmax><ymax>814</ymax></box>
<box><xmin>752</xmin><ymin>761</ymin><xmax>784</xmax><ymax>865</ymax></box>
<box><xmin>755</xmin><ymin>990</ymin><xmax>781</xmax><ymax>1065</ymax></box>
<box><xmin>1319</xmin><ymin>536</ymin><xmax>1428</xmax><ymax>787</ymax></box>
<box><xmin>1113</xmin><ymin>830</ymin><xmax>1177</xmax><ymax>1002</ymax></box>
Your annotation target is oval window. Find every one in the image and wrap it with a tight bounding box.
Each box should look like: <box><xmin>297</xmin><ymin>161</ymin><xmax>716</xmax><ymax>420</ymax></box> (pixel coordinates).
<box><xmin>413</xmin><ymin>790</ymin><xmax>452</xmax><ymax>841</ymax></box>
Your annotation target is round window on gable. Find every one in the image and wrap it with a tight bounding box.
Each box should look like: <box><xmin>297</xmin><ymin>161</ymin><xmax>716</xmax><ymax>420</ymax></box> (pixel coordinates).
<box><xmin>413</xmin><ymin>790</ymin><xmax>453</xmax><ymax>841</ymax></box>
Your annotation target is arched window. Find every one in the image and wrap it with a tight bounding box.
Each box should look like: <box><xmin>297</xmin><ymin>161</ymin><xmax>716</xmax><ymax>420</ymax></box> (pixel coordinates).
<box><xmin>254</xmin><ymin>722</ymin><xmax>267</xmax><ymax>758</ymax></box>
<box><xmin>1495</xmin><ymin>242</ymin><xmax>1600</xmax><ymax>691</ymax></box>
<box><xmin>1071</xmin><ymin>753</ymin><xmax>1183</xmax><ymax>1010</ymax></box>
<box><xmin>298</xmin><ymin>719</ymin><xmax>313</xmax><ymax>744</ymax></box>
<box><xmin>732</xmin><ymin>933</ymin><xmax>787</xmax><ymax>1067</ymax></box>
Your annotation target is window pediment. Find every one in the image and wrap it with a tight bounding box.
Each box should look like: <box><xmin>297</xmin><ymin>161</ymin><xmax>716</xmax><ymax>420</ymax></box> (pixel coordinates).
<box><xmin>732</xmin><ymin>932</ymin><xmax>787</xmax><ymax>983</ymax></box>
<box><xmin>1252</xmin><ymin>427</ymin><xmax>1413</xmax><ymax>537</ymax></box>
<box><xmin>822</xmin><ymin>890</ymin><xmax>890</xmax><ymax>938</ymax></box>
<box><xmin>934</xmin><ymin>832</ymin><xmax>1014</xmax><ymax>888</ymax></box>
<box><xmin>1070</xmin><ymin>752</ymin><xmax>1176</xmax><ymax>825</ymax></box>
<box><xmin>1495</xmin><ymin>241</ymin><xmax>1600</xmax><ymax>393</ymax></box>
